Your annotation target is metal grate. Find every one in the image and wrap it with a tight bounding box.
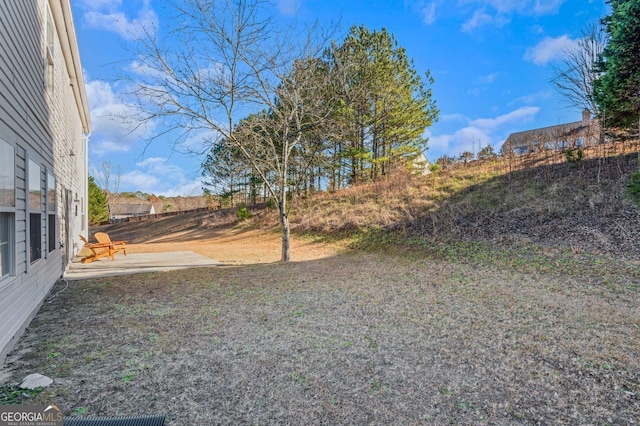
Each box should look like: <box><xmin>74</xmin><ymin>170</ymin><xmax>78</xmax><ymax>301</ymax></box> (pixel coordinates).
<box><xmin>64</xmin><ymin>416</ymin><xmax>165</xmax><ymax>426</ymax></box>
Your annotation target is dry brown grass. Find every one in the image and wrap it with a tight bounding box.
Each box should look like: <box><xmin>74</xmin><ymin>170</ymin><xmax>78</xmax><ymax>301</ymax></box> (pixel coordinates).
<box><xmin>3</xmin><ymin>250</ymin><xmax>639</xmax><ymax>424</ymax></box>
<box><xmin>292</xmin><ymin>148</ymin><xmax>640</xmax><ymax>260</ymax></box>
<box><xmin>2</xmin><ymin>146</ymin><xmax>640</xmax><ymax>424</ymax></box>
<box><xmin>128</xmin><ymin>227</ymin><xmax>342</xmax><ymax>265</ymax></box>
<box><xmin>95</xmin><ymin>145</ymin><xmax>640</xmax><ymax>261</ymax></box>
<box><xmin>291</xmin><ymin>169</ymin><xmax>439</xmax><ymax>234</ymax></box>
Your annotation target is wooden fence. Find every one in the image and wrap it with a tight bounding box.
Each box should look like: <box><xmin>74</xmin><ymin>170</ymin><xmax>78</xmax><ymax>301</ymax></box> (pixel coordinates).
<box><xmin>111</xmin><ymin>206</ymin><xmax>218</xmax><ymax>224</ymax></box>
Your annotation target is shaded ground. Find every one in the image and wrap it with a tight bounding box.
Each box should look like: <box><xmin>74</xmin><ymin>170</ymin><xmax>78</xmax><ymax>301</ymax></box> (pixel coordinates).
<box><xmin>292</xmin><ymin>151</ymin><xmax>640</xmax><ymax>261</ymax></box>
<box><xmin>3</xmin><ymin>149</ymin><xmax>640</xmax><ymax>423</ymax></box>
<box><xmin>1</xmin><ymin>227</ymin><xmax>639</xmax><ymax>424</ymax></box>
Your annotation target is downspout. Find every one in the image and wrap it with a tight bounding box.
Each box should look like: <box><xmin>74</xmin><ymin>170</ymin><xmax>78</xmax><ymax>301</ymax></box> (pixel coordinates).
<box><xmin>83</xmin><ymin>132</ymin><xmax>91</xmax><ymax>238</ymax></box>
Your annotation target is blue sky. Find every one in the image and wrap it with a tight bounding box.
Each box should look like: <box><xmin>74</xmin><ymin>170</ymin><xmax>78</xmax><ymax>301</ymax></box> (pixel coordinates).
<box><xmin>73</xmin><ymin>0</ymin><xmax>609</xmax><ymax>196</ymax></box>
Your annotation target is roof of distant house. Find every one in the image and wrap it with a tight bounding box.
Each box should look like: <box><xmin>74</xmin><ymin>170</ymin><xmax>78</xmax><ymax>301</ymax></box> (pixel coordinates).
<box><xmin>111</xmin><ymin>203</ymin><xmax>154</xmax><ymax>216</ymax></box>
<box><xmin>504</xmin><ymin>120</ymin><xmax>585</xmax><ymax>148</ymax></box>
<box><xmin>502</xmin><ymin>109</ymin><xmax>599</xmax><ymax>152</ymax></box>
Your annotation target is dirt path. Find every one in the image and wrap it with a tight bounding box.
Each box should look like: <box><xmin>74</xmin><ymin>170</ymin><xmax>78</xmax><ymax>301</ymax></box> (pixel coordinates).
<box><xmin>125</xmin><ymin>226</ymin><xmax>342</xmax><ymax>265</ymax></box>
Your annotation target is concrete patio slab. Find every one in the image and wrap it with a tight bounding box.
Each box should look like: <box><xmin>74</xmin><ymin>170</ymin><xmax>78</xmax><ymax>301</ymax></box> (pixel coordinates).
<box><xmin>64</xmin><ymin>251</ymin><xmax>223</xmax><ymax>280</ymax></box>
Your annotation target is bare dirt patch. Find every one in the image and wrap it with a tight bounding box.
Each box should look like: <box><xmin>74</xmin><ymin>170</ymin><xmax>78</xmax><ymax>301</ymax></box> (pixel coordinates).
<box><xmin>1</xmin><ymin>226</ymin><xmax>638</xmax><ymax>424</ymax></box>
<box><xmin>126</xmin><ymin>226</ymin><xmax>342</xmax><ymax>265</ymax></box>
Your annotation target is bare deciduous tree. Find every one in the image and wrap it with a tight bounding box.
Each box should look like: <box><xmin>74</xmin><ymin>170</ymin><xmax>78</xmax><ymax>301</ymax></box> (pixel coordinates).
<box><xmin>94</xmin><ymin>161</ymin><xmax>121</xmax><ymax>219</ymax></box>
<box><xmin>550</xmin><ymin>22</ymin><xmax>607</xmax><ymax>116</ymax></box>
<box><xmin>128</xmin><ymin>0</ymin><xmax>337</xmax><ymax>261</ymax></box>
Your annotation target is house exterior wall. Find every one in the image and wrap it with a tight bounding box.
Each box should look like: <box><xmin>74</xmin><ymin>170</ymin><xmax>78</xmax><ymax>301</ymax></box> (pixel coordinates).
<box><xmin>0</xmin><ymin>0</ymin><xmax>90</xmax><ymax>365</ymax></box>
<box><xmin>47</xmin><ymin>0</ymin><xmax>90</xmax><ymax>264</ymax></box>
<box><xmin>501</xmin><ymin>110</ymin><xmax>601</xmax><ymax>156</ymax></box>
<box><xmin>110</xmin><ymin>204</ymin><xmax>156</xmax><ymax>221</ymax></box>
<box><xmin>505</xmin><ymin>126</ymin><xmax>600</xmax><ymax>155</ymax></box>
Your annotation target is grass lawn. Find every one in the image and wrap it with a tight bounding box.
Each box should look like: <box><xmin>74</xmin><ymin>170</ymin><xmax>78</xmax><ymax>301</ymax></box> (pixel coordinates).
<box><xmin>2</xmin><ymin>250</ymin><xmax>639</xmax><ymax>424</ymax></box>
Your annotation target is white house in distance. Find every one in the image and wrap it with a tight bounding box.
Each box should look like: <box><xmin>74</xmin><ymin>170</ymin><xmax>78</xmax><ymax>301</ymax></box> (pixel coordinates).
<box><xmin>110</xmin><ymin>203</ymin><xmax>156</xmax><ymax>222</ymax></box>
<box><xmin>0</xmin><ymin>1</ymin><xmax>91</xmax><ymax>364</ymax></box>
<box><xmin>501</xmin><ymin>109</ymin><xmax>600</xmax><ymax>155</ymax></box>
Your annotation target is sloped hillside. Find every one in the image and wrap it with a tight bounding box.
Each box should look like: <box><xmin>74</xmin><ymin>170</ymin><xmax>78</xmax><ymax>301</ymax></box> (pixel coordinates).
<box><xmin>92</xmin><ymin>207</ymin><xmax>239</xmax><ymax>243</ymax></box>
<box><xmin>291</xmin><ymin>147</ymin><xmax>640</xmax><ymax>260</ymax></box>
<box><xmin>92</xmin><ymin>145</ymin><xmax>640</xmax><ymax>261</ymax></box>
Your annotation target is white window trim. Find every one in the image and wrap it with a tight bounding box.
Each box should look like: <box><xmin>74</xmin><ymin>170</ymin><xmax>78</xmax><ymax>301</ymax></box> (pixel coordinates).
<box><xmin>0</xmin><ymin>138</ymin><xmax>17</xmax><ymax>284</ymax></box>
<box><xmin>44</xmin><ymin>4</ymin><xmax>55</xmax><ymax>92</ymax></box>
<box><xmin>46</xmin><ymin>170</ymin><xmax>57</xmax><ymax>255</ymax></box>
<box><xmin>27</xmin><ymin>157</ymin><xmax>44</xmax><ymax>267</ymax></box>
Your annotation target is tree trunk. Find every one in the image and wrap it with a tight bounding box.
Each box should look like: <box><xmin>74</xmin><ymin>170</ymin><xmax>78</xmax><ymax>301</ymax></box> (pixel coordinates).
<box><xmin>279</xmin><ymin>206</ymin><xmax>290</xmax><ymax>262</ymax></box>
<box><xmin>279</xmin><ymin>158</ymin><xmax>291</xmax><ymax>262</ymax></box>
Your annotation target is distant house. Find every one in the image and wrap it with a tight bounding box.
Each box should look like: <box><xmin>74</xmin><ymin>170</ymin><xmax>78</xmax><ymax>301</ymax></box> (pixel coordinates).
<box><xmin>501</xmin><ymin>109</ymin><xmax>600</xmax><ymax>156</ymax></box>
<box><xmin>0</xmin><ymin>1</ymin><xmax>91</xmax><ymax>364</ymax></box>
<box><xmin>110</xmin><ymin>203</ymin><xmax>156</xmax><ymax>221</ymax></box>
<box><xmin>411</xmin><ymin>152</ymin><xmax>432</xmax><ymax>176</ymax></box>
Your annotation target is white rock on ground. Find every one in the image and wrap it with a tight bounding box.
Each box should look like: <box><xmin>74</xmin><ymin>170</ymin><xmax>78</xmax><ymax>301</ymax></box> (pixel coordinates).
<box><xmin>20</xmin><ymin>373</ymin><xmax>53</xmax><ymax>390</ymax></box>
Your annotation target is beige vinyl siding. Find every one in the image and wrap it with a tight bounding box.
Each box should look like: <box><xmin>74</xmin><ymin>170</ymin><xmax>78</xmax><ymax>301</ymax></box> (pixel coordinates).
<box><xmin>14</xmin><ymin>145</ymin><xmax>27</xmax><ymax>275</ymax></box>
<box><xmin>0</xmin><ymin>2</ymin><xmax>51</xmax><ymax>156</ymax></box>
<box><xmin>47</xmin><ymin>0</ymin><xmax>90</xmax><ymax>258</ymax></box>
<box><xmin>0</xmin><ymin>0</ymin><xmax>56</xmax><ymax>365</ymax></box>
<box><xmin>0</xmin><ymin>0</ymin><xmax>90</xmax><ymax>365</ymax></box>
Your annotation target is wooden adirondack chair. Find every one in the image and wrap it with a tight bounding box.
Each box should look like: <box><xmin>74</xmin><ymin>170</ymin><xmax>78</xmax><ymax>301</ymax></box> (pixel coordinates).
<box><xmin>79</xmin><ymin>235</ymin><xmax>116</xmax><ymax>263</ymax></box>
<box><xmin>95</xmin><ymin>232</ymin><xmax>127</xmax><ymax>256</ymax></box>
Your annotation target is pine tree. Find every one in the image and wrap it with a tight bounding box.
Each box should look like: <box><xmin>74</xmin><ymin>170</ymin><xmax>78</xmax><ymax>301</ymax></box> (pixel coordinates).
<box><xmin>327</xmin><ymin>26</ymin><xmax>438</xmax><ymax>184</ymax></box>
<box><xmin>202</xmin><ymin>142</ymin><xmax>253</xmax><ymax>207</ymax></box>
<box><xmin>88</xmin><ymin>176</ymin><xmax>109</xmax><ymax>225</ymax></box>
<box><xmin>594</xmin><ymin>0</ymin><xmax>640</xmax><ymax>129</ymax></box>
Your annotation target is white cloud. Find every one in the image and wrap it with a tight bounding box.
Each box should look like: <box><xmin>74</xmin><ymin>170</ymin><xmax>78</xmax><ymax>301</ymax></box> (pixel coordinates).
<box><xmin>460</xmin><ymin>0</ymin><xmax>564</xmax><ymax>15</ymax></box>
<box><xmin>91</xmin><ymin>140</ymin><xmax>132</xmax><ymax>156</ymax></box>
<box><xmin>477</xmin><ymin>72</ymin><xmax>499</xmax><ymax>84</ymax></box>
<box><xmin>165</xmin><ymin>179</ymin><xmax>207</xmax><ymax>197</ymax></box>
<box><xmin>136</xmin><ymin>157</ymin><xmax>167</xmax><ymax>169</ymax></box>
<box><xmin>440</xmin><ymin>113</ymin><xmax>466</xmax><ymax>122</ymax></box>
<box><xmin>470</xmin><ymin>106</ymin><xmax>539</xmax><ymax>130</ymax></box>
<box><xmin>120</xmin><ymin>170</ymin><xmax>160</xmax><ymax>192</ymax></box>
<box><xmin>466</xmin><ymin>87</ymin><xmax>485</xmax><ymax>96</ymax></box>
<box><xmin>422</xmin><ymin>2</ymin><xmax>437</xmax><ymax>24</ymax></box>
<box><xmin>524</xmin><ymin>35</ymin><xmax>576</xmax><ymax>65</ymax></box>
<box><xmin>81</xmin><ymin>0</ymin><xmax>158</xmax><ymax>40</ymax></box>
<box><xmin>85</xmin><ymin>78</ymin><xmax>149</xmax><ymax>156</ymax></box>
<box><xmin>427</xmin><ymin>132</ymin><xmax>455</xmax><ymax>153</ymax></box>
<box><xmin>277</xmin><ymin>0</ymin><xmax>300</xmax><ymax>16</ymax></box>
<box><xmin>460</xmin><ymin>0</ymin><xmax>564</xmax><ymax>32</ymax></box>
<box><xmin>462</xmin><ymin>9</ymin><xmax>496</xmax><ymax>32</ymax></box>
<box><xmin>532</xmin><ymin>0</ymin><xmax>565</xmax><ymax>14</ymax></box>
<box><xmin>426</xmin><ymin>106</ymin><xmax>539</xmax><ymax>158</ymax></box>
<box><xmin>530</xmin><ymin>24</ymin><xmax>545</xmax><ymax>35</ymax></box>
<box><xmin>136</xmin><ymin>157</ymin><xmax>189</xmax><ymax>180</ymax></box>
<box><xmin>182</xmin><ymin>130</ymin><xmax>223</xmax><ymax>153</ymax></box>
<box><xmin>514</xmin><ymin>90</ymin><xmax>552</xmax><ymax>105</ymax></box>
<box><xmin>128</xmin><ymin>60</ymin><xmax>167</xmax><ymax>80</ymax></box>
<box><xmin>79</xmin><ymin>0</ymin><xmax>122</xmax><ymax>9</ymax></box>
<box><xmin>467</xmin><ymin>72</ymin><xmax>499</xmax><ymax>95</ymax></box>
<box><xmin>428</xmin><ymin>126</ymin><xmax>491</xmax><ymax>157</ymax></box>
<box><xmin>120</xmin><ymin>160</ymin><xmax>206</xmax><ymax>196</ymax></box>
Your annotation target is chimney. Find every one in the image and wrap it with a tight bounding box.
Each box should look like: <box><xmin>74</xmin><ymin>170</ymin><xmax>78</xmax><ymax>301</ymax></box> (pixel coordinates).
<box><xmin>582</xmin><ymin>109</ymin><xmax>591</xmax><ymax>126</ymax></box>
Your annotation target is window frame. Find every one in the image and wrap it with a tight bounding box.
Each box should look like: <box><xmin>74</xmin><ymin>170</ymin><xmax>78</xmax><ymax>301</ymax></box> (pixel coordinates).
<box><xmin>0</xmin><ymin>138</ymin><xmax>16</xmax><ymax>281</ymax></box>
<box><xmin>27</xmin><ymin>158</ymin><xmax>43</xmax><ymax>265</ymax></box>
<box><xmin>44</xmin><ymin>4</ymin><xmax>55</xmax><ymax>93</ymax></box>
<box><xmin>47</xmin><ymin>171</ymin><xmax>56</xmax><ymax>254</ymax></box>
